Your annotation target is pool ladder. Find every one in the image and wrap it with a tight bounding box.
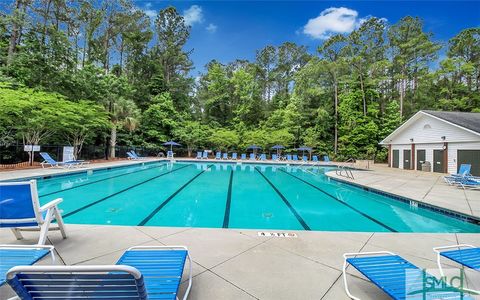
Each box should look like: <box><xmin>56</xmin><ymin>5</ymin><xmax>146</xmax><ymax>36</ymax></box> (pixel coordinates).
<box><xmin>335</xmin><ymin>159</ymin><xmax>355</xmax><ymax>180</ymax></box>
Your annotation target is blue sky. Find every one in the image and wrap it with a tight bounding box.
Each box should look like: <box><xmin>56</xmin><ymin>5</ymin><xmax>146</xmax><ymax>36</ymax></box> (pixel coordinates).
<box><xmin>134</xmin><ymin>1</ymin><xmax>480</xmax><ymax>75</ymax></box>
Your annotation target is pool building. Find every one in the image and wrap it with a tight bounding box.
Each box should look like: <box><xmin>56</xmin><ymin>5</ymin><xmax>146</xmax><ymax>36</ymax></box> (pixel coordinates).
<box><xmin>381</xmin><ymin>110</ymin><xmax>480</xmax><ymax>175</ymax></box>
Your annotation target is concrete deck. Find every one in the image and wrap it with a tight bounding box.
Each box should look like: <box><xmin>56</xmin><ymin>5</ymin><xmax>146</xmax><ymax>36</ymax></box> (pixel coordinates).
<box><xmin>326</xmin><ymin>164</ymin><xmax>480</xmax><ymax>218</ymax></box>
<box><xmin>1</xmin><ymin>225</ymin><xmax>479</xmax><ymax>300</ymax></box>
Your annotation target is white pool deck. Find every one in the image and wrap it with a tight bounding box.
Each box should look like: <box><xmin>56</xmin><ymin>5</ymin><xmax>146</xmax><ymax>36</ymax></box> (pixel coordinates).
<box><xmin>1</xmin><ymin>159</ymin><xmax>479</xmax><ymax>300</ymax></box>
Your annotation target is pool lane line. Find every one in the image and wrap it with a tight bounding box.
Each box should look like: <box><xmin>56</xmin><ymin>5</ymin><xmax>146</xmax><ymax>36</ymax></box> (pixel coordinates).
<box><xmin>278</xmin><ymin>169</ymin><xmax>397</xmax><ymax>232</ymax></box>
<box><xmin>222</xmin><ymin>170</ymin><xmax>234</xmax><ymax>228</ymax></box>
<box><xmin>39</xmin><ymin>162</ymin><xmax>168</xmax><ymax>197</ymax></box>
<box><xmin>138</xmin><ymin>164</ymin><xmax>214</xmax><ymax>226</ymax></box>
<box><xmin>254</xmin><ymin>167</ymin><xmax>311</xmax><ymax>231</ymax></box>
<box><xmin>62</xmin><ymin>164</ymin><xmax>192</xmax><ymax>219</ymax></box>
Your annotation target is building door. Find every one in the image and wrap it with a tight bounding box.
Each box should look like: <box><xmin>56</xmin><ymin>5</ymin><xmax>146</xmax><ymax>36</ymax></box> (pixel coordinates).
<box><xmin>458</xmin><ymin>150</ymin><xmax>480</xmax><ymax>176</ymax></box>
<box><xmin>403</xmin><ymin>150</ymin><xmax>411</xmax><ymax>170</ymax></box>
<box><xmin>417</xmin><ymin>150</ymin><xmax>426</xmax><ymax>170</ymax></box>
<box><xmin>392</xmin><ymin>150</ymin><xmax>399</xmax><ymax>168</ymax></box>
<box><xmin>433</xmin><ymin>150</ymin><xmax>445</xmax><ymax>173</ymax></box>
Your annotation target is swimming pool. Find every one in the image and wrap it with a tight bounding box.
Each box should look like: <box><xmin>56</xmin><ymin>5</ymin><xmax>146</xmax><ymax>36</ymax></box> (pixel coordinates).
<box><xmin>24</xmin><ymin>161</ymin><xmax>480</xmax><ymax>232</ymax></box>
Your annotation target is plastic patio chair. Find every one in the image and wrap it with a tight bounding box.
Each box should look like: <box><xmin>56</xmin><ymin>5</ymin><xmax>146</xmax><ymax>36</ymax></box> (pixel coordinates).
<box><xmin>0</xmin><ymin>180</ymin><xmax>67</xmax><ymax>245</ymax></box>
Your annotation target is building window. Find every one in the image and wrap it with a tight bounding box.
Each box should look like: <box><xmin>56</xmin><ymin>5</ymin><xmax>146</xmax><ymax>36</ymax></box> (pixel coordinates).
<box><xmin>423</xmin><ymin>124</ymin><xmax>431</xmax><ymax>130</ymax></box>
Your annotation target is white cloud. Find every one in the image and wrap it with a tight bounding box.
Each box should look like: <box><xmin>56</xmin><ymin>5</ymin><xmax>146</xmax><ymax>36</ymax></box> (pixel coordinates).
<box><xmin>144</xmin><ymin>9</ymin><xmax>157</xmax><ymax>18</ymax></box>
<box><xmin>303</xmin><ymin>7</ymin><xmax>361</xmax><ymax>39</ymax></box>
<box><xmin>206</xmin><ymin>23</ymin><xmax>217</xmax><ymax>33</ymax></box>
<box><xmin>183</xmin><ymin>5</ymin><xmax>203</xmax><ymax>26</ymax></box>
<box><xmin>141</xmin><ymin>2</ymin><xmax>156</xmax><ymax>18</ymax></box>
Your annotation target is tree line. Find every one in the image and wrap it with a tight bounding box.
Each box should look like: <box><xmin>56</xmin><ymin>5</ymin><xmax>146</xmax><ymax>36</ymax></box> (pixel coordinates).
<box><xmin>0</xmin><ymin>0</ymin><xmax>479</xmax><ymax>161</ymax></box>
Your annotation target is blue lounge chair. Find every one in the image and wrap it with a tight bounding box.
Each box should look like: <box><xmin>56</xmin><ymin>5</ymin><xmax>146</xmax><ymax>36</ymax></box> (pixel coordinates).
<box><xmin>222</xmin><ymin>153</ymin><xmax>228</xmax><ymax>160</ymax></box>
<box><xmin>249</xmin><ymin>153</ymin><xmax>256</xmax><ymax>160</ymax></box>
<box><xmin>215</xmin><ymin>152</ymin><xmax>221</xmax><ymax>159</ymax></box>
<box><xmin>260</xmin><ymin>154</ymin><xmax>266</xmax><ymax>161</ymax></box>
<box><xmin>196</xmin><ymin>151</ymin><xmax>202</xmax><ymax>159</ymax></box>
<box><xmin>343</xmin><ymin>251</ymin><xmax>474</xmax><ymax>300</ymax></box>
<box><xmin>434</xmin><ymin>244</ymin><xmax>480</xmax><ymax>279</ymax></box>
<box><xmin>312</xmin><ymin>155</ymin><xmax>319</xmax><ymax>162</ymax></box>
<box><xmin>302</xmin><ymin>155</ymin><xmax>308</xmax><ymax>162</ymax></box>
<box><xmin>127</xmin><ymin>151</ymin><xmax>136</xmax><ymax>160</ymax></box>
<box><xmin>444</xmin><ymin>164</ymin><xmax>472</xmax><ymax>185</ymax></box>
<box><xmin>286</xmin><ymin>154</ymin><xmax>292</xmax><ymax>161</ymax></box>
<box><xmin>232</xmin><ymin>153</ymin><xmax>238</xmax><ymax>160</ymax></box>
<box><xmin>0</xmin><ymin>180</ymin><xmax>67</xmax><ymax>245</ymax></box>
<box><xmin>202</xmin><ymin>151</ymin><xmax>208</xmax><ymax>159</ymax></box>
<box><xmin>40</xmin><ymin>152</ymin><xmax>81</xmax><ymax>168</ymax></box>
<box><xmin>241</xmin><ymin>153</ymin><xmax>246</xmax><ymax>160</ymax></box>
<box><xmin>130</xmin><ymin>150</ymin><xmax>145</xmax><ymax>159</ymax></box>
<box><xmin>129</xmin><ymin>151</ymin><xmax>146</xmax><ymax>160</ymax></box>
<box><xmin>167</xmin><ymin>150</ymin><xmax>174</xmax><ymax>159</ymax></box>
<box><xmin>455</xmin><ymin>164</ymin><xmax>472</xmax><ymax>177</ymax></box>
<box><xmin>292</xmin><ymin>154</ymin><xmax>298</xmax><ymax>161</ymax></box>
<box><xmin>324</xmin><ymin>155</ymin><xmax>331</xmax><ymax>163</ymax></box>
<box><xmin>460</xmin><ymin>178</ymin><xmax>480</xmax><ymax>189</ymax></box>
<box><xmin>7</xmin><ymin>245</ymin><xmax>192</xmax><ymax>300</ymax></box>
<box><xmin>272</xmin><ymin>154</ymin><xmax>278</xmax><ymax>161</ymax></box>
<box><xmin>0</xmin><ymin>245</ymin><xmax>54</xmax><ymax>286</ymax></box>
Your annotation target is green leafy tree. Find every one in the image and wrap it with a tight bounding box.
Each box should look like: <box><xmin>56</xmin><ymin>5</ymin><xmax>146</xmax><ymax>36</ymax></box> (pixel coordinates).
<box><xmin>141</xmin><ymin>92</ymin><xmax>181</xmax><ymax>148</ymax></box>
<box><xmin>231</xmin><ymin>67</ymin><xmax>263</xmax><ymax>126</ymax></box>
<box><xmin>173</xmin><ymin>121</ymin><xmax>209</xmax><ymax>157</ymax></box>
<box><xmin>241</xmin><ymin>129</ymin><xmax>268</xmax><ymax>150</ymax></box>
<box><xmin>266</xmin><ymin>129</ymin><xmax>295</xmax><ymax>149</ymax></box>
<box><xmin>99</xmin><ymin>74</ymin><xmax>140</xmax><ymax>158</ymax></box>
<box><xmin>59</xmin><ymin>101</ymin><xmax>110</xmax><ymax>158</ymax></box>
<box><xmin>208</xmin><ymin>129</ymin><xmax>239</xmax><ymax>151</ymax></box>
<box><xmin>388</xmin><ymin>16</ymin><xmax>441</xmax><ymax>118</ymax></box>
<box><xmin>198</xmin><ymin>61</ymin><xmax>232</xmax><ymax>125</ymax></box>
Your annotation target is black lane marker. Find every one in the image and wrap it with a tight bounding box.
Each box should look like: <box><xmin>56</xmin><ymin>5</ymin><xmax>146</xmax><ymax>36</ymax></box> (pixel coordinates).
<box><xmin>279</xmin><ymin>169</ymin><xmax>397</xmax><ymax>232</ymax></box>
<box><xmin>254</xmin><ymin>167</ymin><xmax>311</xmax><ymax>231</ymax></box>
<box><xmin>40</xmin><ymin>163</ymin><xmax>168</xmax><ymax>197</ymax></box>
<box><xmin>138</xmin><ymin>164</ymin><xmax>214</xmax><ymax>226</ymax></box>
<box><xmin>222</xmin><ymin>170</ymin><xmax>234</xmax><ymax>228</ymax></box>
<box><xmin>63</xmin><ymin>164</ymin><xmax>192</xmax><ymax>219</ymax></box>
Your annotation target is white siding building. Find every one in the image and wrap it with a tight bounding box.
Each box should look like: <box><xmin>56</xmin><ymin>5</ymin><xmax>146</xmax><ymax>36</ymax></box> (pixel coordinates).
<box><xmin>379</xmin><ymin>111</ymin><xmax>480</xmax><ymax>176</ymax></box>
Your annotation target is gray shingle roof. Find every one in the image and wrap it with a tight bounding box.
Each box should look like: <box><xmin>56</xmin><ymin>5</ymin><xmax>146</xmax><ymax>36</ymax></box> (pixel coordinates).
<box><xmin>422</xmin><ymin>110</ymin><xmax>480</xmax><ymax>134</ymax></box>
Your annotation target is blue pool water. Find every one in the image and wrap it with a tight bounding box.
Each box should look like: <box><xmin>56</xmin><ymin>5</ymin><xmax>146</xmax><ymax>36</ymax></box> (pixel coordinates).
<box><xmin>30</xmin><ymin>161</ymin><xmax>479</xmax><ymax>232</ymax></box>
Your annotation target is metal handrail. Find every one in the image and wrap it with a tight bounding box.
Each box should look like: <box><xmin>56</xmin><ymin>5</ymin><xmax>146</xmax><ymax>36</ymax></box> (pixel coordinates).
<box><xmin>335</xmin><ymin>165</ymin><xmax>355</xmax><ymax>180</ymax></box>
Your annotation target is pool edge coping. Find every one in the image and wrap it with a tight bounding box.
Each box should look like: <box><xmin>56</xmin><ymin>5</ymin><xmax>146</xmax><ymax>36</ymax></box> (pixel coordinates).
<box><xmin>0</xmin><ymin>159</ymin><xmax>168</xmax><ymax>182</ymax></box>
<box><xmin>326</xmin><ymin>173</ymin><xmax>480</xmax><ymax>226</ymax></box>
